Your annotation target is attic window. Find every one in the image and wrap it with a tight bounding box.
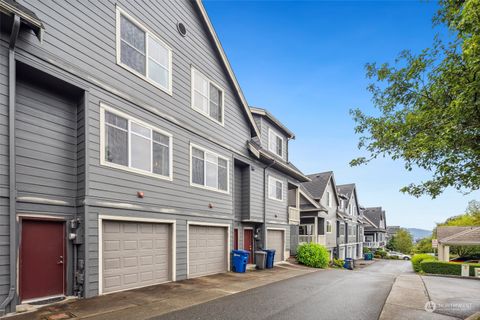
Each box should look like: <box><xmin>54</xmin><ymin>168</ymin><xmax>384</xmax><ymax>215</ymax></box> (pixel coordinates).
<box><xmin>116</xmin><ymin>7</ymin><xmax>172</xmax><ymax>94</ymax></box>
<box><xmin>268</xmin><ymin>128</ymin><xmax>283</xmax><ymax>157</ymax></box>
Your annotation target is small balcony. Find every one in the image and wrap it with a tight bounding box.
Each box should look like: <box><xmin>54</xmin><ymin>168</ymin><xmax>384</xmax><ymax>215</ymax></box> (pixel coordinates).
<box><xmin>364</xmin><ymin>241</ymin><xmax>386</xmax><ymax>248</ymax></box>
<box><xmin>288</xmin><ymin>206</ymin><xmax>300</xmax><ymax>225</ymax></box>
<box><xmin>299</xmin><ymin>234</ymin><xmax>326</xmax><ymax>245</ymax></box>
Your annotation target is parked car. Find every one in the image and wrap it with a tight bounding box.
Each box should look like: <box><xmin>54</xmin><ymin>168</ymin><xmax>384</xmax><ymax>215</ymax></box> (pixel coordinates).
<box><xmin>450</xmin><ymin>257</ymin><xmax>480</xmax><ymax>263</ymax></box>
<box><xmin>387</xmin><ymin>251</ymin><xmax>411</xmax><ymax>260</ymax></box>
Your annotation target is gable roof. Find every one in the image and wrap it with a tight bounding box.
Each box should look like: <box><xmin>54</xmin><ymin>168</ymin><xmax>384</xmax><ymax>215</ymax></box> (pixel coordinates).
<box><xmin>301</xmin><ymin>172</ymin><xmax>340</xmax><ymax>204</ymax></box>
<box><xmin>437</xmin><ymin>226</ymin><xmax>480</xmax><ymax>245</ymax></box>
<box><xmin>337</xmin><ymin>183</ymin><xmax>361</xmax><ymax>214</ymax></box>
<box><xmin>250</xmin><ymin>107</ymin><xmax>295</xmax><ymax>139</ymax></box>
<box><xmin>194</xmin><ymin>1</ymin><xmax>260</xmax><ymax>138</ymax></box>
<box><xmin>364</xmin><ymin>207</ymin><xmax>387</xmax><ymax>231</ymax></box>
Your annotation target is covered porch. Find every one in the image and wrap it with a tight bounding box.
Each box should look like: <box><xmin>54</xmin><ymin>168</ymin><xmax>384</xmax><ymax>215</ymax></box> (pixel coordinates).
<box><xmin>299</xmin><ymin>211</ymin><xmax>328</xmax><ymax>246</ymax></box>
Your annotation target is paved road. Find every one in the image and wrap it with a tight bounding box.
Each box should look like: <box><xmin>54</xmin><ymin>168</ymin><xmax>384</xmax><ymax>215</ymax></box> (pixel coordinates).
<box><xmin>151</xmin><ymin>260</ymin><xmax>413</xmax><ymax>320</ymax></box>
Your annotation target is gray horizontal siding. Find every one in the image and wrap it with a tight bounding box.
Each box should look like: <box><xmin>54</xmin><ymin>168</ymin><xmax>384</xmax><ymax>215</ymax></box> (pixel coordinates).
<box><xmin>87</xmin><ymin>89</ymin><xmax>235</xmax><ymax>217</ymax></box>
<box><xmin>265</xmin><ymin>169</ymin><xmax>288</xmax><ymax>224</ymax></box>
<box><xmin>16</xmin><ymin>0</ymin><xmax>252</xmax><ymax>156</ymax></box>
<box><xmin>15</xmin><ymin>79</ymin><xmax>78</xmax><ymax>202</ymax></box>
<box><xmin>258</xmin><ymin>117</ymin><xmax>288</xmax><ymax>161</ymax></box>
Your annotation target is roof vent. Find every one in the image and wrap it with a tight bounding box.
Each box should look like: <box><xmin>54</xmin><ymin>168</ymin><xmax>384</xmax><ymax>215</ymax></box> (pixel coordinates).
<box><xmin>177</xmin><ymin>22</ymin><xmax>187</xmax><ymax>37</ymax></box>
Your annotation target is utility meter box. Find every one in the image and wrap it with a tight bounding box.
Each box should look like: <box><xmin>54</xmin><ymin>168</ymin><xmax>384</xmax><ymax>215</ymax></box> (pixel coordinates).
<box><xmin>461</xmin><ymin>264</ymin><xmax>470</xmax><ymax>277</ymax></box>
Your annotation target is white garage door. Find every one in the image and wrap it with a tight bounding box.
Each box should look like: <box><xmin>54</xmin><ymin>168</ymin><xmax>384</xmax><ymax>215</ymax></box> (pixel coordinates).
<box><xmin>102</xmin><ymin>220</ymin><xmax>171</xmax><ymax>294</ymax></box>
<box><xmin>267</xmin><ymin>229</ymin><xmax>285</xmax><ymax>262</ymax></box>
<box><xmin>189</xmin><ymin>225</ymin><xmax>227</xmax><ymax>278</ymax></box>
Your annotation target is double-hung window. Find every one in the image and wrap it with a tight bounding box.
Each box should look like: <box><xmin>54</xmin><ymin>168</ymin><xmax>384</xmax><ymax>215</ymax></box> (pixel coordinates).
<box><xmin>191</xmin><ymin>145</ymin><xmax>229</xmax><ymax>192</ymax></box>
<box><xmin>268</xmin><ymin>128</ymin><xmax>283</xmax><ymax>157</ymax></box>
<box><xmin>326</xmin><ymin>220</ymin><xmax>332</xmax><ymax>233</ymax></box>
<box><xmin>191</xmin><ymin>67</ymin><xmax>224</xmax><ymax>124</ymax></box>
<box><xmin>101</xmin><ymin>105</ymin><xmax>172</xmax><ymax>179</ymax></box>
<box><xmin>116</xmin><ymin>7</ymin><xmax>172</xmax><ymax>93</ymax></box>
<box><xmin>339</xmin><ymin>223</ymin><xmax>345</xmax><ymax>236</ymax></box>
<box><xmin>268</xmin><ymin>176</ymin><xmax>283</xmax><ymax>201</ymax></box>
<box><xmin>326</xmin><ymin>191</ymin><xmax>332</xmax><ymax>207</ymax></box>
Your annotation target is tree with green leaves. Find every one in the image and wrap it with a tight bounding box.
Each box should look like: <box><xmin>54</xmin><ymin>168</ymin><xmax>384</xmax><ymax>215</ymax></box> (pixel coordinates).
<box><xmin>351</xmin><ymin>0</ymin><xmax>480</xmax><ymax>198</ymax></box>
<box><xmin>413</xmin><ymin>235</ymin><xmax>434</xmax><ymax>254</ymax></box>
<box><xmin>392</xmin><ymin>229</ymin><xmax>414</xmax><ymax>254</ymax></box>
<box><xmin>435</xmin><ymin>200</ymin><xmax>480</xmax><ymax>257</ymax></box>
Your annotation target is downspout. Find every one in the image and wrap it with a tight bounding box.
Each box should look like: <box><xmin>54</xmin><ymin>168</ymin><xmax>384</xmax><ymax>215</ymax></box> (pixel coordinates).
<box><xmin>262</xmin><ymin>160</ymin><xmax>276</xmax><ymax>249</ymax></box>
<box><xmin>0</xmin><ymin>14</ymin><xmax>21</xmax><ymax>316</ymax></box>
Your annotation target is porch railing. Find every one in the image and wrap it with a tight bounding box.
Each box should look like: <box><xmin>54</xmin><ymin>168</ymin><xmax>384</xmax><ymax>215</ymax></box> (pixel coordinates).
<box><xmin>299</xmin><ymin>234</ymin><xmax>326</xmax><ymax>245</ymax></box>
<box><xmin>288</xmin><ymin>206</ymin><xmax>300</xmax><ymax>225</ymax></box>
<box><xmin>363</xmin><ymin>241</ymin><xmax>386</xmax><ymax>248</ymax></box>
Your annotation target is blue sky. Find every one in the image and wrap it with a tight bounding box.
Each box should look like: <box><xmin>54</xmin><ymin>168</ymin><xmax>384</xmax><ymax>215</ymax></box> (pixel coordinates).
<box><xmin>203</xmin><ymin>0</ymin><xmax>479</xmax><ymax>231</ymax></box>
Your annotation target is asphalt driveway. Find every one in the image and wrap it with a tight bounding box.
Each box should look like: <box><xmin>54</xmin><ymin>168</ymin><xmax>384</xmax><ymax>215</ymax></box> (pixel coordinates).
<box><xmin>152</xmin><ymin>260</ymin><xmax>413</xmax><ymax>320</ymax></box>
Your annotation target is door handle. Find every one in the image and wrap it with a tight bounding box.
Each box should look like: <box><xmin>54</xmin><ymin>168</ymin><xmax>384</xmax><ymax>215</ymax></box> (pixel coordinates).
<box><xmin>57</xmin><ymin>256</ymin><xmax>64</xmax><ymax>265</ymax></box>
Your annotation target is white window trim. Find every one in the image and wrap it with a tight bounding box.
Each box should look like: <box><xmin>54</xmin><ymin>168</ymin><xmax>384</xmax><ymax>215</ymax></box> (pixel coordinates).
<box><xmin>189</xmin><ymin>143</ymin><xmax>230</xmax><ymax>194</ymax></box>
<box><xmin>99</xmin><ymin>103</ymin><xmax>173</xmax><ymax>181</ymax></box>
<box><xmin>190</xmin><ymin>66</ymin><xmax>225</xmax><ymax>126</ymax></box>
<box><xmin>267</xmin><ymin>175</ymin><xmax>284</xmax><ymax>202</ymax></box>
<box><xmin>115</xmin><ymin>6</ymin><xmax>173</xmax><ymax>95</ymax></box>
<box><xmin>326</xmin><ymin>220</ymin><xmax>332</xmax><ymax>233</ymax></box>
<box><xmin>268</xmin><ymin>128</ymin><xmax>284</xmax><ymax>158</ymax></box>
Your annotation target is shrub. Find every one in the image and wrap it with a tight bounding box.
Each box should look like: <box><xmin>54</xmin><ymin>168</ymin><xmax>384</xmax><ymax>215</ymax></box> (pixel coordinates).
<box><xmin>375</xmin><ymin>249</ymin><xmax>387</xmax><ymax>258</ymax></box>
<box><xmin>420</xmin><ymin>261</ymin><xmax>480</xmax><ymax>276</ymax></box>
<box><xmin>363</xmin><ymin>247</ymin><xmax>371</xmax><ymax>254</ymax></box>
<box><xmin>411</xmin><ymin>254</ymin><xmax>436</xmax><ymax>272</ymax></box>
<box><xmin>297</xmin><ymin>243</ymin><xmax>330</xmax><ymax>268</ymax></box>
<box><xmin>331</xmin><ymin>258</ymin><xmax>344</xmax><ymax>268</ymax></box>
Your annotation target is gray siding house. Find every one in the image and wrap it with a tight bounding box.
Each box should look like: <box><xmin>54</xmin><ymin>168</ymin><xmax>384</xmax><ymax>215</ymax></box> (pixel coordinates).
<box><xmin>0</xmin><ymin>0</ymin><xmax>308</xmax><ymax>313</ymax></box>
<box><xmin>336</xmin><ymin>184</ymin><xmax>363</xmax><ymax>259</ymax></box>
<box><xmin>300</xmin><ymin>171</ymin><xmax>340</xmax><ymax>259</ymax></box>
<box><xmin>363</xmin><ymin>207</ymin><xmax>388</xmax><ymax>250</ymax></box>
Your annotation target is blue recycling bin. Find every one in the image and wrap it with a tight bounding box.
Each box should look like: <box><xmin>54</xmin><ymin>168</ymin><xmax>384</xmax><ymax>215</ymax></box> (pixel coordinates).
<box><xmin>364</xmin><ymin>252</ymin><xmax>373</xmax><ymax>260</ymax></box>
<box><xmin>232</xmin><ymin>250</ymin><xmax>250</xmax><ymax>273</ymax></box>
<box><xmin>263</xmin><ymin>249</ymin><xmax>276</xmax><ymax>269</ymax></box>
<box><xmin>344</xmin><ymin>258</ymin><xmax>354</xmax><ymax>270</ymax></box>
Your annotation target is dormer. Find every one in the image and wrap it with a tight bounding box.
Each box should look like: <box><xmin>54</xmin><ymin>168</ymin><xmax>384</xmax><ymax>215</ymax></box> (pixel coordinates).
<box><xmin>250</xmin><ymin>107</ymin><xmax>294</xmax><ymax>162</ymax></box>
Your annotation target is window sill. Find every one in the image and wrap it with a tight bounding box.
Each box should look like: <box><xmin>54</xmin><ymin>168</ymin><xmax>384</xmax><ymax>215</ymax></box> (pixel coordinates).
<box><xmin>190</xmin><ymin>182</ymin><xmax>230</xmax><ymax>195</ymax></box>
<box><xmin>100</xmin><ymin>159</ymin><xmax>173</xmax><ymax>181</ymax></box>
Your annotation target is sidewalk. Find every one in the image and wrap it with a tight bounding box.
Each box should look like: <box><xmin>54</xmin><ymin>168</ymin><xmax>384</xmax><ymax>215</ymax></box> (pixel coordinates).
<box><xmin>8</xmin><ymin>262</ymin><xmax>316</xmax><ymax>320</ymax></box>
<box><xmin>379</xmin><ymin>274</ymin><xmax>460</xmax><ymax>320</ymax></box>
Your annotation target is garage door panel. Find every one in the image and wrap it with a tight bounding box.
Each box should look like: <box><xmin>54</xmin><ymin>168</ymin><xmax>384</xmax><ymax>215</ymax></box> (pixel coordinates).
<box><xmin>189</xmin><ymin>225</ymin><xmax>227</xmax><ymax>278</ymax></box>
<box><xmin>267</xmin><ymin>230</ymin><xmax>285</xmax><ymax>262</ymax></box>
<box><xmin>102</xmin><ymin>221</ymin><xmax>171</xmax><ymax>293</ymax></box>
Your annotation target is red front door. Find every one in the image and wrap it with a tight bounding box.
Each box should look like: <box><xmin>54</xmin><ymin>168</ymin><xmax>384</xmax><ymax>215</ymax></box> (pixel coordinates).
<box><xmin>243</xmin><ymin>229</ymin><xmax>254</xmax><ymax>264</ymax></box>
<box><xmin>20</xmin><ymin>219</ymin><xmax>65</xmax><ymax>301</ymax></box>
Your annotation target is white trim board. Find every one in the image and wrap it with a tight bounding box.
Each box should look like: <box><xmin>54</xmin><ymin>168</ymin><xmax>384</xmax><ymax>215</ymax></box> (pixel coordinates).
<box><xmin>97</xmin><ymin>215</ymin><xmax>177</xmax><ymax>295</ymax></box>
<box><xmin>186</xmin><ymin>221</ymin><xmax>231</xmax><ymax>279</ymax></box>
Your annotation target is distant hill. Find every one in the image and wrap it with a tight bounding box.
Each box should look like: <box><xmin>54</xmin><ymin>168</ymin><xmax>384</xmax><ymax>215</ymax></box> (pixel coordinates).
<box><xmin>407</xmin><ymin>228</ymin><xmax>432</xmax><ymax>241</ymax></box>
